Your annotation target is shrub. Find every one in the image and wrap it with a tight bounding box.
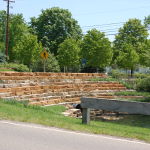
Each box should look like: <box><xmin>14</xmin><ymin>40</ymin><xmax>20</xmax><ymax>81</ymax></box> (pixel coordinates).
<box><xmin>12</xmin><ymin>64</ymin><xmax>30</xmax><ymax>72</ymax></box>
<box><xmin>119</xmin><ymin>80</ymin><xmax>135</xmax><ymax>89</ymax></box>
<box><xmin>111</xmin><ymin>70</ymin><xmax>128</xmax><ymax>79</ymax></box>
<box><xmin>0</xmin><ymin>63</ymin><xmax>30</xmax><ymax>72</ymax></box>
<box><xmin>32</xmin><ymin>53</ymin><xmax>60</xmax><ymax>72</ymax></box>
<box><xmin>134</xmin><ymin>73</ymin><xmax>150</xmax><ymax>79</ymax></box>
<box><xmin>0</xmin><ymin>53</ymin><xmax>6</xmax><ymax>63</ymax></box>
<box><xmin>136</xmin><ymin>77</ymin><xmax>150</xmax><ymax>92</ymax></box>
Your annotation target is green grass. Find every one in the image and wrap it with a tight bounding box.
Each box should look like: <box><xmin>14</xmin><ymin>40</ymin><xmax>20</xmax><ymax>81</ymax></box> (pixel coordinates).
<box><xmin>114</xmin><ymin>91</ymin><xmax>150</xmax><ymax>102</ymax></box>
<box><xmin>0</xmin><ymin>68</ymin><xmax>15</xmax><ymax>71</ymax></box>
<box><xmin>0</xmin><ymin>100</ymin><xmax>150</xmax><ymax>143</ymax></box>
<box><xmin>119</xmin><ymin>80</ymin><xmax>135</xmax><ymax>89</ymax></box>
<box><xmin>116</xmin><ymin>97</ymin><xmax>150</xmax><ymax>102</ymax></box>
<box><xmin>115</xmin><ymin>91</ymin><xmax>150</xmax><ymax>97</ymax></box>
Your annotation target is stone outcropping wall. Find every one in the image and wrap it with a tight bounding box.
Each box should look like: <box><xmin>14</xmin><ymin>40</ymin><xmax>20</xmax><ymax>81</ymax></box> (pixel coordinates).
<box><xmin>0</xmin><ymin>72</ymin><xmax>126</xmax><ymax>105</ymax></box>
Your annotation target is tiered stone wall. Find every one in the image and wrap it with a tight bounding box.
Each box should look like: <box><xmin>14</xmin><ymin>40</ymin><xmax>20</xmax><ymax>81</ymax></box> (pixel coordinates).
<box><xmin>0</xmin><ymin>72</ymin><xmax>126</xmax><ymax>105</ymax></box>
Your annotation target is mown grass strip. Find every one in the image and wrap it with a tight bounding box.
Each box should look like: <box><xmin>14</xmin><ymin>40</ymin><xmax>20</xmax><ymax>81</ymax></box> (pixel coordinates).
<box><xmin>0</xmin><ymin>69</ymin><xmax>15</xmax><ymax>71</ymax></box>
<box><xmin>114</xmin><ymin>91</ymin><xmax>150</xmax><ymax>102</ymax></box>
<box><xmin>115</xmin><ymin>91</ymin><xmax>150</xmax><ymax>97</ymax></box>
<box><xmin>0</xmin><ymin>100</ymin><xmax>150</xmax><ymax>142</ymax></box>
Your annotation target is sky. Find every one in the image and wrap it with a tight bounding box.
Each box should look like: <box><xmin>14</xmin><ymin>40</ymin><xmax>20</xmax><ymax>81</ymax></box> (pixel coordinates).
<box><xmin>0</xmin><ymin>0</ymin><xmax>150</xmax><ymax>41</ymax></box>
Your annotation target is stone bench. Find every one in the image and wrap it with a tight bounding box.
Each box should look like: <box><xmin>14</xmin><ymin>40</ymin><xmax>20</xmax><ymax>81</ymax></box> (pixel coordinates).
<box><xmin>81</xmin><ymin>97</ymin><xmax>150</xmax><ymax>124</ymax></box>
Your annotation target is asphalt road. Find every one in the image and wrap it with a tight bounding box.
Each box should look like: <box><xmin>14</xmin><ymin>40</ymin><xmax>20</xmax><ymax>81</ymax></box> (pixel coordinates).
<box><xmin>0</xmin><ymin>120</ymin><xmax>150</xmax><ymax>150</ymax></box>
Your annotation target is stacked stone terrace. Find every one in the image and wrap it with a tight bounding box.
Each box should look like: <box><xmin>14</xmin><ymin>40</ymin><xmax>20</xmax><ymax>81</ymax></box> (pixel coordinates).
<box><xmin>0</xmin><ymin>72</ymin><xmax>126</xmax><ymax>105</ymax></box>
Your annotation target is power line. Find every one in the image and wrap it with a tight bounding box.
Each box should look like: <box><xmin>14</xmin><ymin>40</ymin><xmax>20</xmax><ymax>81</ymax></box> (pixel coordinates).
<box><xmin>75</xmin><ymin>5</ymin><xmax>150</xmax><ymax>16</ymax></box>
<box><xmin>82</xmin><ymin>22</ymin><xmax>125</xmax><ymax>28</ymax></box>
<box><xmin>81</xmin><ymin>19</ymin><xmax>146</xmax><ymax>29</ymax></box>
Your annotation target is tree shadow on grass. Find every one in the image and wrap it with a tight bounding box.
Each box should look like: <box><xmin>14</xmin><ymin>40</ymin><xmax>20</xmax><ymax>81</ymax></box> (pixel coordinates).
<box><xmin>91</xmin><ymin>113</ymin><xmax>150</xmax><ymax>129</ymax></box>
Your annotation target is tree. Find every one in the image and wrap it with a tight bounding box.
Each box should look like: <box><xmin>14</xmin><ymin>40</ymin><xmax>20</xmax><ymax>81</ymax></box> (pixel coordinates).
<box><xmin>0</xmin><ymin>11</ymin><xmax>29</xmax><ymax>61</ymax></box>
<box><xmin>57</xmin><ymin>38</ymin><xmax>80</xmax><ymax>72</ymax></box>
<box><xmin>113</xmin><ymin>19</ymin><xmax>149</xmax><ymax>76</ymax></box>
<box><xmin>0</xmin><ymin>11</ymin><xmax>6</xmax><ymax>53</ymax></box>
<box><xmin>30</xmin><ymin>7</ymin><xmax>82</xmax><ymax>55</ymax></box>
<box><xmin>144</xmin><ymin>15</ymin><xmax>150</xmax><ymax>29</ymax></box>
<box><xmin>81</xmin><ymin>29</ymin><xmax>112</xmax><ymax>69</ymax></box>
<box><xmin>0</xmin><ymin>52</ymin><xmax>6</xmax><ymax>63</ymax></box>
<box><xmin>116</xmin><ymin>43</ymin><xmax>139</xmax><ymax>74</ymax></box>
<box><xmin>141</xmin><ymin>39</ymin><xmax>150</xmax><ymax>67</ymax></box>
<box><xmin>13</xmin><ymin>34</ymin><xmax>43</xmax><ymax>69</ymax></box>
<box><xmin>9</xmin><ymin>14</ymin><xmax>29</xmax><ymax>61</ymax></box>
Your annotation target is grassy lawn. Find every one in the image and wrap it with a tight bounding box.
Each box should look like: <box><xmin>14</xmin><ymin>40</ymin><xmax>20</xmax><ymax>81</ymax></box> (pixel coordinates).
<box><xmin>114</xmin><ymin>91</ymin><xmax>150</xmax><ymax>102</ymax></box>
<box><xmin>115</xmin><ymin>91</ymin><xmax>150</xmax><ymax>97</ymax></box>
<box><xmin>0</xmin><ymin>69</ymin><xmax>15</xmax><ymax>71</ymax></box>
<box><xmin>0</xmin><ymin>100</ymin><xmax>150</xmax><ymax>143</ymax></box>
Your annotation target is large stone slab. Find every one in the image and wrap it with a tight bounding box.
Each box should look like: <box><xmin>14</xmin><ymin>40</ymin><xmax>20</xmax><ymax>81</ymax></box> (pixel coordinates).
<box><xmin>81</xmin><ymin>97</ymin><xmax>150</xmax><ymax>124</ymax></box>
<box><xmin>81</xmin><ymin>97</ymin><xmax>150</xmax><ymax>115</ymax></box>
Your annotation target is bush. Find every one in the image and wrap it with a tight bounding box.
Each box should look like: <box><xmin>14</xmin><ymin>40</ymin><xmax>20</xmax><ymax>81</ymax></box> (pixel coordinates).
<box><xmin>134</xmin><ymin>73</ymin><xmax>150</xmax><ymax>79</ymax></box>
<box><xmin>119</xmin><ymin>80</ymin><xmax>135</xmax><ymax>89</ymax></box>
<box><xmin>136</xmin><ymin>77</ymin><xmax>150</xmax><ymax>92</ymax></box>
<box><xmin>32</xmin><ymin>53</ymin><xmax>60</xmax><ymax>72</ymax></box>
<box><xmin>0</xmin><ymin>63</ymin><xmax>30</xmax><ymax>72</ymax></box>
<box><xmin>111</xmin><ymin>70</ymin><xmax>128</xmax><ymax>79</ymax></box>
<box><xmin>0</xmin><ymin>53</ymin><xmax>6</xmax><ymax>63</ymax></box>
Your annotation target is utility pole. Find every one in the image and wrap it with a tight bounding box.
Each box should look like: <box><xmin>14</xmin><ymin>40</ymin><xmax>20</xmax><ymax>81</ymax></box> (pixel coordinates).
<box><xmin>3</xmin><ymin>0</ymin><xmax>15</xmax><ymax>59</ymax></box>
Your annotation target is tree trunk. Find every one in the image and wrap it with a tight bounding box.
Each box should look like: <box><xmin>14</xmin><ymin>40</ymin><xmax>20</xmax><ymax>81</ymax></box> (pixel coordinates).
<box><xmin>131</xmin><ymin>68</ymin><xmax>134</xmax><ymax>78</ymax></box>
<box><xmin>64</xmin><ymin>66</ymin><xmax>65</xmax><ymax>73</ymax></box>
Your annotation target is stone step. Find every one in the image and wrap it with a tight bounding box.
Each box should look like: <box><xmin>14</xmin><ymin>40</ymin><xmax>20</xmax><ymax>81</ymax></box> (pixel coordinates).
<box><xmin>0</xmin><ymin>82</ymin><xmax>125</xmax><ymax>89</ymax></box>
<box><xmin>0</xmin><ymin>89</ymin><xmax>126</xmax><ymax>104</ymax></box>
<box><xmin>0</xmin><ymin>92</ymin><xmax>11</xmax><ymax>97</ymax></box>
<box><xmin>0</xmin><ymin>91</ymin><xmax>91</xmax><ymax>101</ymax></box>
<box><xmin>0</xmin><ymin>73</ymin><xmax>106</xmax><ymax>80</ymax></box>
<box><xmin>0</xmin><ymin>72</ymin><xmax>128</xmax><ymax>105</ymax></box>
<box><xmin>0</xmin><ymin>84</ymin><xmax>126</xmax><ymax>97</ymax></box>
<box><xmin>0</xmin><ymin>82</ymin><xmax>38</xmax><ymax>88</ymax></box>
<box><xmin>0</xmin><ymin>72</ymin><xmax>107</xmax><ymax>77</ymax></box>
<box><xmin>1</xmin><ymin>87</ymin><xmax>125</xmax><ymax>96</ymax></box>
<box><xmin>29</xmin><ymin>97</ymin><xmax>81</xmax><ymax>106</ymax></box>
<box><xmin>0</xmin><ymin>76</ymin><xmax>97</xmax><ymax>80</ymax></box>
<box><xmin>0</xmin><ymin>81</ymin><xmax>122</xmax><ymax>89</ymax></box>
<box><xmin>0</xmin><ymin>78</ymin><xmax>116</xmax><ymax>84</ymax></box>
<box><xmin>0</xmin><ymin>90</ymin><xmax>110</xmax><ymax>99</ymax></box>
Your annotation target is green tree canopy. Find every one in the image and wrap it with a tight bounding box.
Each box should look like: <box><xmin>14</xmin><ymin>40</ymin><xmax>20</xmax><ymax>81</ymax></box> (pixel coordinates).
<box><xmin>0</xmin><ymin>11</ymin><xmax>29</xmax><ymax>61</ymax></box>
<box><xmin>144</xmin><ymin>15</ymin><xmax>150</xmax><ymax>29</ymax></box>
<box><xmin>141</xmin><ymin>39</ymin><xmax>150</xmax><ymax>67</ymax></box>
<box><xmin>116</xmin><ymin>43</ymin><xmax>139</xmax><ymax>70</ymax></box>
<box><xmin>30</xmin><ymin>7</ymin><xmax>82</xmax><ymax>55</ymax></box>
<box><xmin>0</xmin><ymin>11</ymin><xmax>6</xmax><ymax>53</ymax></box>
<box><xmin>81</xmin><ymin>29</ymin><xmax>112</xmax><ymax>68</ymax></box>
<box><xmin>9</xmin><ymin>14</ymin><xmax>29</xmax><ymax>61</ymax></box>
<box><xmin>113</xmin><ymin>18</ymin><xmax>149</xmax><ymax>74</ymax></box>
<box><xmin>57</xmin><ymin>38</ymin><xmax>80</xmax><ymax>71</ymax></box>
<box><xmin>13</xmin><ymin>34</ymin><xmax>43</xmax><ymax>68</ymax></box>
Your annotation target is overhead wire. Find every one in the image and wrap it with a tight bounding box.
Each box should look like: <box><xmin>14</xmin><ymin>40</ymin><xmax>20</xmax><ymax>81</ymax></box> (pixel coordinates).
<box><xmin>81</xmin><ymin>18</ymin><xmax>149</xmax><ymax>37</ymax></box>
<box><xmin>82</xmin><ymin>22</ymin><xmax>125</xmax><ymax>29</ymax></box>
<box><xmin>0</xmin><ymin>0</ymin><xmax>149</xmax><ymax>38</ymax></box>
<box><xmin>75</xmin><ymin>5</ymin><xmax>150</xmax><ymax>16</ymax></box>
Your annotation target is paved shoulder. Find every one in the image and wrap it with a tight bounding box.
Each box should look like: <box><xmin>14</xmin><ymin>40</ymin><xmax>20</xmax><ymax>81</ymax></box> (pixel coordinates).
<box><xmin>0</xmin><ymin>120</ymin><xmax>150</xmax><ymax>150</ymax></box>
